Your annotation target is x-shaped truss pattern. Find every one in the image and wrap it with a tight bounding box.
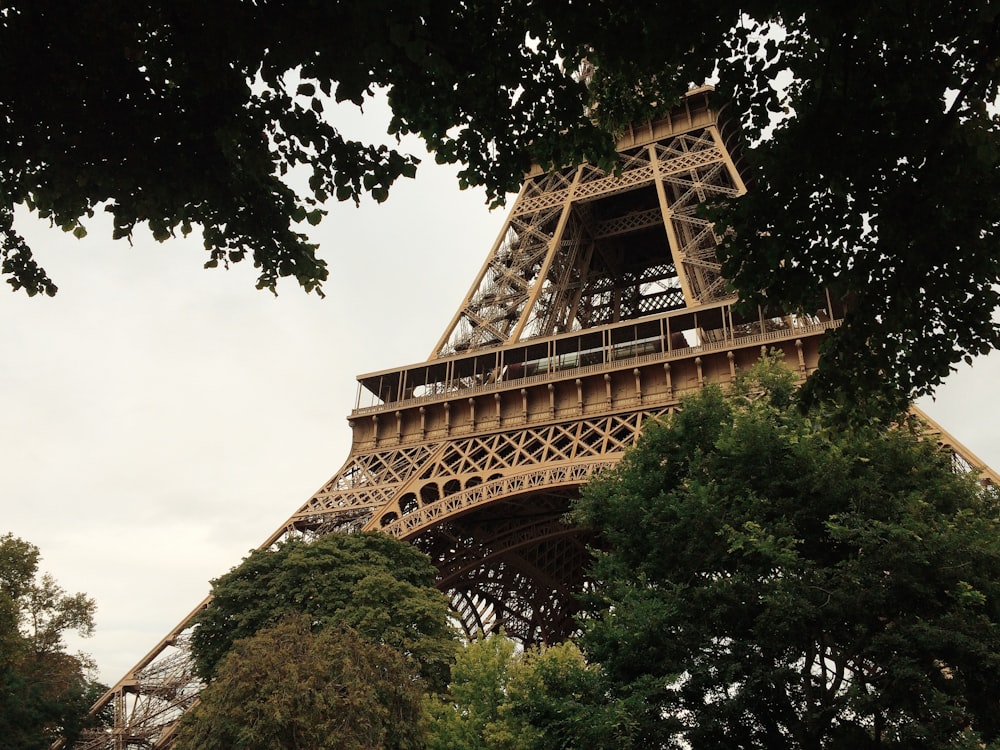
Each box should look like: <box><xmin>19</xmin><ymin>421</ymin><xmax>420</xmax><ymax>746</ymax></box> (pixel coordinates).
<box><xmin>286</xmin><ymin>408</ymin><xmax>665</xmax><ymax>536</ymax></box>
<box><xmin>415</xmin><ymin>493</ymin><xmax>593</xmax><ymax>644</ymax></box>
<box><xmin>432</xmin><ymin>120</ymin><xmax>745</xmax><ymax>357</ymax></box>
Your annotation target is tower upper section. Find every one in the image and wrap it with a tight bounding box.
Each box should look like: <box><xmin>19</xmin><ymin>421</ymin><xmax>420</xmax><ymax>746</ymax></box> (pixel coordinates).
<box><xmin>431</xmin><ymin>87</ymin><xmax>745</xmax><ymax>359</ymax></box>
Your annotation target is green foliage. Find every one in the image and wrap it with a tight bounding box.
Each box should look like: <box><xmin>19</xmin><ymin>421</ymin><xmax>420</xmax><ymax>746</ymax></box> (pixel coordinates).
<box><xmin>3</xmin><ymin>2</ymin><xmax>998</xmax><ymax>400</ymax></box>
<box><xmin>709</xmin><ymin>5</ymin><xmax>1000</xmax><ymax>409</ymax></box>
<box><xmin>0</xmin><ymin>0</ymin><xmax>609</xmax><ymax>298</ymax></box>
<box><xmin>497</xmin><ymin>640</ymin><xmax>636</xmax><ymax>750</ymax></box>
<box><xmin>425</xmin><ymin>634</ymin><xmax>518</xmax><ymax>750</ymax></box>
<box><xmin>0</xmin><ymin>533</ymin><xmax>105</xmax><ymax>749</ymax></box>
<box><xmin>175</xmin><ymin>614</ymin><xmax>426</xmax><ymax>750</ymax></box>
<box><xmin>573</xmin><ymin>361</ymin><xmax>1000</xmax><ymax>749</ymax></box>
<box><xmin>426</xmin><ymin>635</ymin><xmax>634</xmax><ymax>750</ymax></box>
<box><xmin>189</xmin><ymin>531</ymin><xmax>456</xmax><ymax>692</ymax></box>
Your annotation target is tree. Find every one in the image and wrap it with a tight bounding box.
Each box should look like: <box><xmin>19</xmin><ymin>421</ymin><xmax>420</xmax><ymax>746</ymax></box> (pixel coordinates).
<box><xmin>174</xmin><ymin>614</ymin><xmax>426</xmax><ymax>750</ymax></box>
<box><xmin>3</xmin><ymin>2</ymin><xmax>998</xmax><ymax>401</ymax></box>
<box><xmin>573</xmin><ymin>359</ymin><xmax>1000</xmax><ymax>749</ymax></box>
<box><xmin>425</xmin><ymin>634</ymin><xmax>518</xmax><ymax>750</ymax></box>
<box><xmin>0</xmin><ymin>533</ymin><xmax>106</xmax><ymax>750</ymax></box>
<box><xmin>425</xmin><ymin>635</ymin><xmax>634</xmax><ymax>750</ymax></box>
<box><xmin>496</xmin><ymin>640</ymin><xmax>636</xmax><ymax>750</ymax></box>
<box><xmin>704</xmin><ymin>5</ymin><xmax>1000</xmax><ymax>410</ymax></box>
<box><xmin>189</xmin><ymin>531</ymin><xmax>456</xmax><ymax>692</ymax></box>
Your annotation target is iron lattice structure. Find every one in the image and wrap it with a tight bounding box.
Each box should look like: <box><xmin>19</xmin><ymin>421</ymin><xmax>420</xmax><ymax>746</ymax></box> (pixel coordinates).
<box><xmin>66</xmin><ymin>89</ymin><xmax>998</xmax><ymax>750</ymax></box>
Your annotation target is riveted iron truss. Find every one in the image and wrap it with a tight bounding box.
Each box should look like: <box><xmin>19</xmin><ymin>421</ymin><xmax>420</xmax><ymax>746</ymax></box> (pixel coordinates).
<box><xmin>431</xmin><ymin>90</ymin><xmax>746</xmax><ymax>359</ymax></box>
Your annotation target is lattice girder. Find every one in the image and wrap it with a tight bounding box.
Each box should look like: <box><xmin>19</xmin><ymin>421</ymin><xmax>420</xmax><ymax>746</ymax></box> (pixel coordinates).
<box><xmin>416</xmin><ymin>497</ymin><xmax>591</xmax><ymax>644</ymax></box>
<box><xmin>432</xmin><ymin>91</ymin><xmax>746</xmax><ymax>358</ymax></box>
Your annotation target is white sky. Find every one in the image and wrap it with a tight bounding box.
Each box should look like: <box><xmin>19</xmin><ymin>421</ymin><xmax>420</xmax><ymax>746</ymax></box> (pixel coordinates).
<box><xmin>2</xmin><ymin>111</ymin><xmax>998</xmax><ymax>687</ymax></box>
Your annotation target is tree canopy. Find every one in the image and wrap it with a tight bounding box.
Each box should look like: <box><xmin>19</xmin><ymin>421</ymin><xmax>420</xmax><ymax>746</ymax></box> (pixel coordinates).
<box><xmin>0</xmin><ymin>533</ymin><xmax>106</xmax><ymax>750</ymax></box>
<box><xmin>174</xmin><ymin>615</ymin><xmax>426</xmax><ymax>750</ymax></box>
<box><xmin>572</xmin><ymin>359</ymin><xmax>1000</xmax><ymax>749</ymax></box>
<box><xmin>3</xmin><ymin>2</ymin><xmax>998</xmax><ymax>401</ymax></box>
<box><xmin>189</xmin><ymin>531</ymin><xmax>456</xmax><ymax>692</ymax></box>
<box><xmin>425</xmin><ymin>634</ymin><xmax>633</xmax><ymax>750</ymax></box>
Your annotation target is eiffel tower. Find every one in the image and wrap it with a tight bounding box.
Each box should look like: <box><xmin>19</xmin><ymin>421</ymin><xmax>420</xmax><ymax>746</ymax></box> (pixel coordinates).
<box><xmin>68</xmin><ymin>88</ymin><xmax>998</xmax><ymax>750</ymax></box>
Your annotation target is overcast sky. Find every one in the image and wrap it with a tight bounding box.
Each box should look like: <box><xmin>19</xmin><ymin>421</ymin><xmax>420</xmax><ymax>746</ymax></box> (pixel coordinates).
<box><xmin>2</xmin><ymin>112</ymin><xmax>998</xmax><ymax>687</ymax></box>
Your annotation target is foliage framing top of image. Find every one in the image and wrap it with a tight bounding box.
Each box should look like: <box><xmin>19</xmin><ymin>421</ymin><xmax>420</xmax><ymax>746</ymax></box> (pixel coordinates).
<box><xmin>2</xmin><ymin>1</ymin><xmax>999</xmax><ymax>404</ymax></box>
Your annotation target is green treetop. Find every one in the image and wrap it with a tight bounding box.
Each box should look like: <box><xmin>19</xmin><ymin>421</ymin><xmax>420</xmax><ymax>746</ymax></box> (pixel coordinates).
<box><xmin>175</xmin><ymin>615</ymin><xmax>426</xmax><ymax>750</ymax></box>
<box><xmin>573</xmin><ymin>358</ymin><xmax>1000</xmax><ymax>749</ymax></box>
<box><xmin>0</xmin><ymin>533</ymin><xmax>106</xmax><ymax>750</ymax></box>
<box><xmin>189</xmin><ymin>531</ymin><xmax>456</xmax><ymax>693</ymax></box>
<box><xmin>425</xmin><ymin>634</ymin><xmax>633</xmax><ymax>750</ymax></box>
